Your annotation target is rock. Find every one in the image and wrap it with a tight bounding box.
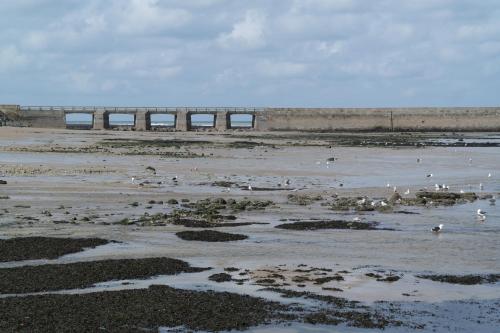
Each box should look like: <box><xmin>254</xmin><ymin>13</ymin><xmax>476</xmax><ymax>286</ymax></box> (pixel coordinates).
<box><xmin>0</xmin><ymin>180</ymin><xmax>7</xmax><ymax>185</ymax></box>
<box><xmin>377</xmin><ymin>275</ymin><xmax>401</xmax><ymax>282</ymax></box>
<box><xmin>208</xmin><ymin>273</ymin><xmax>232</xmax><ymax>283</ymax></box>
<box><xmin>167</xmin><ymin>199</ymin><xmax>179</xmax><ymax>204</ymax></box>
<box><xmin>224</xmin><ymin>267</ymin><xmax>240</xmax><ymax>272</ymax></box>
<box><xmin>389</xmin><ymin>192</ymin><xmax>402</xmax><ymax>203</ymax></box>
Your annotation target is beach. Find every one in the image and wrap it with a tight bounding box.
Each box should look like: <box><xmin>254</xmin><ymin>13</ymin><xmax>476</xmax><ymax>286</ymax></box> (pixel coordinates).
<box><xmin>0</xmin><ymin>127</ymin><xmax>499</xmax><ymax>332</ymax></box>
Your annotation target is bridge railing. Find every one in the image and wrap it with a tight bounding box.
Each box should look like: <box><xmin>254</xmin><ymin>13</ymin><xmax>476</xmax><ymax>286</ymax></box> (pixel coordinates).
<box><xmin>20</xmin><ymin>106</ymin><xmax>265</xmax><ymax>113</ymax></box>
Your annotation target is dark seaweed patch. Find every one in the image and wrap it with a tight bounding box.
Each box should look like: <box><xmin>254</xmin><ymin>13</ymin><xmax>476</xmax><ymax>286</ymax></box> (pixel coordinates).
<box><xmin>176</xmin><ymin>230</ymin><xmax>248</xmax><ymax>242</ymax></box>
<box><xmin>275</xmin><ymin>220</ymin><xmax>380</xmax><ymax>231</ymax></box>
<box><xmin>0</xmin><ymin>285</ymin><xmax>286</xmax><ymax>332</ymax></box>
<box><xmin>0</xmin><ymin>237</ymin><xmax>110</xmax><ymax>262</ymax></box>
<box><xmin>418</xmin><ymin>274</ymin><xmax>500</xmax><ymax>285</ymax></box>
<box><xmin>0</xmin><ymin>257</ymin><xmax>209</xmax><ymax>294</ymax></box>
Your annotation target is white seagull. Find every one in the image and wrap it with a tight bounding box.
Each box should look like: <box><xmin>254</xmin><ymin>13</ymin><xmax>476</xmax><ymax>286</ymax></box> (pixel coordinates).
<box><xmin>477</xmin><ymin>209</ymin><xmax>487</xmax><ymax>220</ymax></box>
<box><xmin>431</xmin><ymin>224</ymin><xmax>443</xmax><ymax>233</ymax></box>
<box><xmin>248</xmin><ymin>185</ymin><xmax>253</xmax><ymax>191</ymax></box>
<box><xmin>131</xmin><ymin>177</ymin><xmax>135</xmax><ymax>184</ymax></box>
<box><xmin>404</xmin><ymin>189</ymin><xmax>410</xmax><ymax>195</ymax></box>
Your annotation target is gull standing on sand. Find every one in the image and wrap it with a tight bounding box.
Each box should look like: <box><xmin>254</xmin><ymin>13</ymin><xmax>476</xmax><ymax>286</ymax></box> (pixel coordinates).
<box><xmin>404</xmin><ymin>189</ymin><xmax>410</xmax><ymax>195</ymax></box>
<box><xmin>131</xmin><ymin>177</ymin><xmax>135</xmax><ymax>184</ymax></box>
<box><xmin>248</xmin><ymin>185</ymin><xmax>253</xmax><ymax>191</ymax></box>
<box><xmin>431</xmin><ymin>224</ymin><xmax>443</xmax><ymax>233</ymax></box>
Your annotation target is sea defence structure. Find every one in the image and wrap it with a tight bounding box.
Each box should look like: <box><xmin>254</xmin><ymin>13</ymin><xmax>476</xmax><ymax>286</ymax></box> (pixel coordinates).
<box><xmin>1</xmin><ymin>104</ymin><xmax>500</xmax><ymax>132</ymax></box>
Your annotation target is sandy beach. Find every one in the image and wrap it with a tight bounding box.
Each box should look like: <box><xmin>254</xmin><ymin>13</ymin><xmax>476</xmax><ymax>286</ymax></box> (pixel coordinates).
<box><xmin>0</xmin><ymin>127</ymin><xmax>499</xmax><ymax>332</ymax></box>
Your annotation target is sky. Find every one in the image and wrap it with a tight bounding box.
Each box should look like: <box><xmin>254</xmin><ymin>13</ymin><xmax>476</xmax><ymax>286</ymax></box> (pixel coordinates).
<box><xmin>1</xmin><ymin>0</ymin><xmax>500</xmax><ymax>107</ymax></box>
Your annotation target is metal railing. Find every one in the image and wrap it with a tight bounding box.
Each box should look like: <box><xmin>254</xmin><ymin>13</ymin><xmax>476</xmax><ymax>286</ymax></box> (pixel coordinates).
<box><xmin>20</xmin><ymin>106</ymin><xmax>264</xmax><ymax>113</ymax></box>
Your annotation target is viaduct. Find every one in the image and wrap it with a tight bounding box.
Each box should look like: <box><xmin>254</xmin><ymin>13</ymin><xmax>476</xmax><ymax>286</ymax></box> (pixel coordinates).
<box><xmin>1</xmin><ymin>104</ymin><xmax>500</xmax><ymax>132</ymax></box>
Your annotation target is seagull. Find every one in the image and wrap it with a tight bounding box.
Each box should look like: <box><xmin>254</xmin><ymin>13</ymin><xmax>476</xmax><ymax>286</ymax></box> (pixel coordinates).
<box><xmin>460</xmin><ymin>189</ymin><xmax>465</xmax><ymax>194</ymax></box>
<box><xmin>380</xmin><ymin>201</ymin><xmax>388</xmax><ymax>207</ymax></box>
<box><xmin>488</xmin><ymin>173</ymin><xmax>492</xmax><ymax>178</ymax></box>
<box><xmin>248</xmin><ymin>185</ymin><xmax>253</xmax><ymax>191</ymax></box>
<box><xmin>353</xmin><ymin>217</ymin><xmax>361</xmax><ymax>222</ymax></box>
<box><xmin>172</xmin><ymin>175</ymin><xmax>178</xmax><ymax>181</ymax></box>
<box><xmin>131</xmin><ymin>177</ymin><xmax>135</xmax><ymax>184</ymax></box>
<box><xmin>477</xmin><ymin>209</ymin><xmax>487</xmax><ymax>220</ymax></box>
<box><xmin>285</xmin><ymin>179</ymin><xmax>291</xmax><ymax>186</ymax></box>
<box><xmin>431</xmin><ymin>224</ymin><xmax>443</xmax><ymax>233</ymax></box>
<box><xmin>426</xmin><ymin>174</ymin><xmax>433</xmax><ymax>178</ymax></box>
<box><xmin>393</xmin><ymin>186</ymin><xmax>397</xmax><ymax>192</ymax></box>
<box><xmin>404</xmin><ymin>189</ymin><xmax>410</xmax><ymax>195</ymax></box>
<box><xmin>417</xmin><ymin>158</ymin><xmax>421</xmax><ymax>163</ymax></box>
<box><xmin>489</xmin><ymin>197</ymin><xmax>496</xmax><ymax>205</ymax></box>
<box><xmin>479</xmin><ymin>183</ymin><xmax>484</xmax><ymax>190</ymax></box>
<box><xmin>386</xmin><ymin>183</ymin><xmax>391</xmax><ymax>188</ymax></box>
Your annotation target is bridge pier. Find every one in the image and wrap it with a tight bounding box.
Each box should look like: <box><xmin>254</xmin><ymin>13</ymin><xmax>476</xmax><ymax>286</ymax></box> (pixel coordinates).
<box><xmin>175</xmin><ymin>111</ymin><xmax>189</xmax><ymax>131</ymax></box>
<box><xmin>93</xmin><ymin>110</ymin><xmax>109</xmax><ymax>130</ymax></box>
<box><xmin>135</xmin><ymin>111</ymin><xmax>150</xmax><ymax>131</ymax></box>
<box><xmin>215</xmin><ymin>111</ymin><xmax>229</xmax><ymax>131</ymax></box>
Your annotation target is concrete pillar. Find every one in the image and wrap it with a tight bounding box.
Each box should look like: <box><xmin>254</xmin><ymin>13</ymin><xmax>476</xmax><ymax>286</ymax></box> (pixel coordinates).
<box><xmin>215</xmin><ymin>111</ymin><xmax>229</xmax><ymax>131</ymax></box>
<box><xmin>175</xmin><ymin>111</ymin><xmax>189</xmax><ymax>131</ymax></box>
<box><xmin>93</xmin><ymin>110</ymin><xmax>109</xmax><ymax>130</ymax></box>
<box><xmin>253</xmin><ymin>111</ymin><xmax>267</xmax><ymax>130</ymax></box>
<box><xmin>135</xmin><ymin>111</ymin><xmax>150</xmax><ymax>131</ymax></box>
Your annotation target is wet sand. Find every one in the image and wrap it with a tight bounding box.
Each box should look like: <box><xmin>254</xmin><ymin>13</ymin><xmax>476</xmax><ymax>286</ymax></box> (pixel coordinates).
<box><xmin>0</xmin><ymin>127</ymin><xmax>499</xmax><ymax>332</ymax></box>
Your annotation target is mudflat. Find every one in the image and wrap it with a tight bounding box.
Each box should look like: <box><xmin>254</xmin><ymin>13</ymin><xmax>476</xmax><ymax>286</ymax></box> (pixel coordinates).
<box><xmin>0</xmin><ymin>127</ymin><xmax>499</xmax><ymax>332</ymax></box>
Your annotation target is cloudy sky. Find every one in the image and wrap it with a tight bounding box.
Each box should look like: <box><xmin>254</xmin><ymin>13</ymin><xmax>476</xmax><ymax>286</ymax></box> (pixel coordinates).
<box><xmin>1</xmin><ymin>0</ymin><xmax>499</xmax><ymax>107</ymax></box>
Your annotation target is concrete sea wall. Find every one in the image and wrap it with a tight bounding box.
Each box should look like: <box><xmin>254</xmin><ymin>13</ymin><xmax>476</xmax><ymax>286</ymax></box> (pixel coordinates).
<box><xmin>258</xmin><ymin>107</ymin><xmax>500</xmax><ymax>131</ymax></box>
<box><xmin>2</xmin><ymin>105</ymin><xmax>500</xmax><ymax>132</ymax></box>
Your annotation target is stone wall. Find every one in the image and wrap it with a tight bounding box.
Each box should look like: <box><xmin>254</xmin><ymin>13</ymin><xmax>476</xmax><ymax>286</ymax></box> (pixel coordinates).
<box><xmin>3</xmin><ymin>105</ymin><xmax>500</xmax><ymax>132</ymax></box>
<box><xmin>256</xmin><ymin>107</ymin><xmax>500</xmax><ymax>132</ymax></box>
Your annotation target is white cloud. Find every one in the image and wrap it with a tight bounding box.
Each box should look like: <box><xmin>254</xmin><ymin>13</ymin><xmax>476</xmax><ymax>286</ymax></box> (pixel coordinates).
<box><xmin>116</xmin><ymin>0</ymin><xmax>192</xmax><ymax>34</ymax></box>
<box><xmin>66</xmin><ymin>71</ymin><xmax>95</xmax><ymax>92</ymax></box>
<box><xmin>0</xmin><ymin>46</ymin><xmax>28</xmax><ymax>72</ymax></box>
<box><xmin>23</xmin><ymin>31</ymin><xmax>48</xmax><ymax>49</ymax></box>
<box><xmin>256</xmin><ymin>60</ymin><xmax>307</xmax><ymax>78</ymax></box>
<box><xmin>456</xmin><ymin>22</ymin><xmax>500</xmax><ymax>41</ymax></box>
<box><xmin>2</xmin><ymin>1</ymin><xmax>500</xmax><ymax>106</ymax></box>
<box><xmin>134</xmin><ymin>66</ymin><xmax>182</xmax><ymax>79</ymax></box>
<box><xmin>316</xmin><ymin>41</ymin><xmax>344</xmax><ymax>56</ymax></box>
<box><xmin>217</xmin><ymin>10</ymin><xmax>266</xmax><ymax>49</ymax></box>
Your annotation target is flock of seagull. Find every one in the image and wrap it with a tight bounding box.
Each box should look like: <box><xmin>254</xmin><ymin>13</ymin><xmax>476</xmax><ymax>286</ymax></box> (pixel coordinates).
<box><xmin>129</xmin><ymin>152</ymin><xmax>495</xmax><ymax>235</ymax></box>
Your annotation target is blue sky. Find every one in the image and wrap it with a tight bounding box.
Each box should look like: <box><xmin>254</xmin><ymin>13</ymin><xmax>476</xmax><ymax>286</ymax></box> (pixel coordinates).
<box><xmin>1</xmin><ymin>0</ymin><xmax>499</xmax><ymax>107</ymax></box>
